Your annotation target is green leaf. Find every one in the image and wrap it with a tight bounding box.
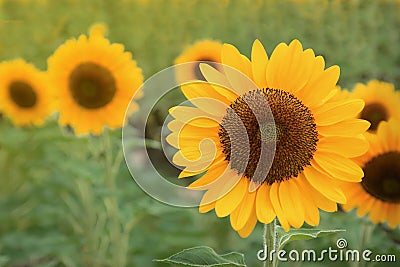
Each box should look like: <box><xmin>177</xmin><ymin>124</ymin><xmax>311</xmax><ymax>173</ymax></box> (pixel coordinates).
<box><xmin>155</xmin><ymin>246</ymin><xmax>246</xmax><ymax>267</ymax></box>
<box><xmin>0</xmin><ymin>256</ymin><xmax>9</xmax><ymax>267</ymax></box>
<box><xmin>277</xmin><ymin>227</ymin><xmax>345</xmax><ymax>250</ymax></box>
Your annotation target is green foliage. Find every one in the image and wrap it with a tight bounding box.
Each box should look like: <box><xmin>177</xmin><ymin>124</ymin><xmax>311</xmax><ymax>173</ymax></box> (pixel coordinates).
<box><xmin>277</xmin><ymin>228</ymin><xmax>345</xmax><ymax>251</ymax></box>
<box><xmin>159</xmin><ymin>228</ymin><xmax>345</xmax><ymax>266</ymax></box>
<box><xmin>0</xmin><ymin>0</ymin><xmax>400</xmax><ymax>267</ymax></box>
<box><xmin>155</xmin><ymin>246</ymin><xmax>246</xmax><ymax>267</ymax></box>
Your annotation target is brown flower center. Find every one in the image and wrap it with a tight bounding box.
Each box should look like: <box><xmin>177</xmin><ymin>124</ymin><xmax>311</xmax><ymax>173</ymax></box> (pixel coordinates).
<box><xmin>69</xmin><ymin>62</ymin><xmax>116</xmax><ymax>109</ymax></box>
<box><xmin>194</xmin><ymin>58</ymin><xmax>218</xmax><ymax>81</ymax></box>
<box><xmin>219</xmin><ymin>88</ymin><xmax>318</xmax><ymax>185</ymax></box>
<box><xmin>360</xmin><ymin>102</ymin><xmax>388</xmax><ymax>131</ymax></box>
<box><xmin>9</xmin><ymin>80</ymin><xmax>37</xmax><ymax>108</ymax></box>
<box><xmin>362</xmin><ymin>151</ymin><xmax>400</xmax><ymax>203</ymax></box>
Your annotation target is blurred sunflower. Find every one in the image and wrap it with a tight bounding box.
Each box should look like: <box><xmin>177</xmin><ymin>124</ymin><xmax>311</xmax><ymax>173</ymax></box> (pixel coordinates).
<box><xmin>47</xmin><ymin>23</ymin><xmax>143</xmax><ymax>135</ymax></box>
<box><xmin>0</xmin><ymin>59</ymin><xmax>53</xmax><ymax>126</ymax></box>
<box><xmin>167</xmin><ymin>39</ymin><xmax>369</xmax><ymax>237</ymax></box>
<box><xmin>175</xmin><ymin>40</ymin><xmax>223</xmax><ymax>81</ymax></box>
<box><xmin>342</xmin><ymin>119</ymin><xmax>400</xmax><ymax>228</ymax></box>
<box><xmin>351</xmin><ymin>80</ymin><xmax>400</xmax><ymax>132</ymax></box>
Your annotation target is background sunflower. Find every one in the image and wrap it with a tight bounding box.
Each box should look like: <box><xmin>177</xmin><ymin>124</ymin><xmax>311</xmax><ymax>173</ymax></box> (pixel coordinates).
<box><xmin>351</xmin><ymin>80</ymin><xmax>400</xmax><ymax>131</ymax></box>
<box><xmin>174</xmin><ymin>40</ymin><xmax>223</xmax><ymax>82</ymax></box>
<box><xmin>342</xmin><ymin>119</ymin><xmax>400</xmax><ymax>229</ymax></box>
<box><xmin>0</xmin><ymin>59</ymin><xmax>53</xmax><ymax>126</ymax></box>
<box><xmin>47</xmin><ymin>24</ymin><xmax>143</xmax><ymax>135</ymax></box>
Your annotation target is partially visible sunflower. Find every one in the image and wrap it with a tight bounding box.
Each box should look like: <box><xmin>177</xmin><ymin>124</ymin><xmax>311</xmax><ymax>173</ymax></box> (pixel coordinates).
<box><xmin>175</xmin><ymin>40</ymin><xmax>223</xmax><ymax>82</ymax></box>
<box><xmin>351</xmin><ymin>80</ymin><xmax>400</xmax><ymax>132</ymax></box>
<box><xmin>47</xmin><ymin>23</ymin><xmax>143</xmax><ymax>135</ymax></box>
<box><xmin>0</xmin><ymin>59</ymin><xmax>53</xmax><ymax>126</ymax></box>
<box><xmin>342</xmin><ymin>119</ymin><xmax>400</xmax><ymax>228</ymax></box>
<box><xmin>167</xmin><ymin>39</ymin><xmax>370</xmax><ymax>237</ymax></box>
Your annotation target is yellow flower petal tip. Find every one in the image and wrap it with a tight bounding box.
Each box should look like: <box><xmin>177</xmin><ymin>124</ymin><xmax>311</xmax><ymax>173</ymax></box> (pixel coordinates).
<box><xmin>89</xmin><ymin>22</ymin><xmax>108</xmax><ymax>37</ymax></box>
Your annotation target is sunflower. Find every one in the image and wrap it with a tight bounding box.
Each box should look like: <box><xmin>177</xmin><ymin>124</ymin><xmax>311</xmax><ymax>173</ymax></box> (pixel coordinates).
<box><xmin>342</xmin><ymin>119</ymin><xmax>400</xmax><ymax>228</ymax></box>
<box><xmin>0</xmin><ymin>59</ymin><xmax>53</xmax><ymax>126</ymax></box>
<box><xmin>175</xmin><ymin>40</ymin><xmax>223</xmax><ymax>82</ymax></box>
<box><xmin>167</xmin><ymin>39</ymin><xmax>370</xmax><ymax>237</ymax></box>
<box><xmin>350</xmin><ymin>80</ymin><xmax>400</xmax><ymax>132</ymax></box>
<box><xmin>47</xmin><ymin>23</ymin><xmax>143</xmax><ymax>135</ymax></box>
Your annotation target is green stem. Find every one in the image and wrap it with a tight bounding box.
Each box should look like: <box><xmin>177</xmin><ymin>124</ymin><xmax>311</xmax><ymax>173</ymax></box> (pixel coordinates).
<box><xmin>101</xmin><ymin>129</ymin><xmax>125</xmax><ymax>267</ymax></box>
<box><xmin>264</xmin><ymin>218</ymin><xmax>278</xmax><ymax>267</ymax></box>
<box><xmin>354</xmin><ymin>220</ymin><xmax>374</xmax><ymax>267</ymax></box>
<box><xmin>102</xmin><ymin>129</ymin><xmax>116</xmax><ymax>188</ymax></box>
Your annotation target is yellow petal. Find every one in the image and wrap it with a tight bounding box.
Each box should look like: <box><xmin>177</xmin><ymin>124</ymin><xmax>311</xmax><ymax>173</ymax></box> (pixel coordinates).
<box><xmin>387</xmin><ymin>205</ymin><xmax>400</xmax><ymax>228</ymax></box>
<box><xmin>303</xmin><ymin>166</ymin><xmax>347</xmax><ymax>203</ymax></box>
<box><xmin>199</xmin><ymin>169</ymin><xmax>242</xmax><ymax>205</ymax></box>
<box><xmin>342</xmin><ymin>183</ymin><xmax>369</xmax><ymax>209</ymax></box>
<box><xmin>188</xmin><ymin>159</ymin><xmax>228</xmax><ymax>188</ymax></box>
<box><xmin>169</xmin><ymin>106</ymin><xmax>221</xmax><ymax>127</ymax></box>
<box><xmin>178</xmin><ymin>122</ymin><xmax>219</xmax><ymax>140</ymax></box>
<box><xmin>199</xmin><ymin>63</ymin><xmax>238</xmax><ymax>102</ymax></box>
<box><xmin>267</xmin><ymin>40</ymin><xmax>314</xmax><ymax>94</ymax></box>
<box><xmin>178</xmin><ymin>169</ymin><xmax>205</xmax><ymax>178</ymax></box>
<box><xmin>293</xmin><ymin>177</ymin><xmax>320</xmax><ymax>226</ymax></box>
<box><xmin>251</xmin><ymin>39</ymin><xmax>268</xmax><ymax>89</ymax></box>
<box><xmin>255</xmin><ymin>183</ymin><xmax>276</xmax><ymax>224</ymax></box>
<box><xmin>270</xmin><ymin>182</ymin><xmax>291</xmax><ymax>231</ymax></box>
<box><xmin>240</xmin><ymin>54</ymin><xmax>253</xmax><ymax>79</ymax></box>
<box><xmin>167</xmin><ymin>119</ymin><xmax>184</xmax><ymax>132</ymax></box>
<box><xmin>369</xmin><ymin>201</ymin><xmax>385</xmax><ymax>224</ymax></box>
<box><xmin>266</xmin><ymin>42</ymin><xmax>289</xmax><ymax>91</ymax></box>
<box><xmin>313</xmin><ymin>99</ymin><xmax>365</xmax><ymax>126</ymax></box>
<box><xmin>313</xmin><ymin>151</ymin><xmax>364</xmax><ymax>182</ymax></box>
<box><xmin>166</xmin><ymin>132</ymin><xmax>179</xmax><ymax>148</ymax></box>
<box><xmin>279</xmin><ymin>179</ymin><xmax>305</xmax><ymax>228</ymax></box>
<box><xmin>317</xmin><ymin>135</ymin><xmax>369</xmax><ymax>158</ymax></box>
<box><xmin>222</xmin><ymin>44</ymin><xmax>258</xmax><ymax>95</ymax></box>
<box><xmin>297</xmin><ymin>63</ymin><xmax>340</xmax><ymax>108</ymax></box>
<box><xmin>237</xmin><ymin>208</ymin><xmax>258</xmax><ymax>238</ymax></box>
<box><xmin>215</xmin><ymin>178</ymin><xmax>248</xmax><ymax>217</ymax></box>
<box><xmin>235</xmin><ymin>189</ymin><xmax>257</xmax><ymax>230</ymax></box>
<box><xmin>378</xmin><ymin>121</ymin><xmax>392</xmax><ymax>152</ymax></box>
<box><xmin>181</xmin><ymin>82</ymin><xmax>231</xmax><ymax>107</ymax></box>
<box><xmin>317</xmin><ymin>119</ymin><xmax>370</xmax><ymax>137</ymax></box>
<box><xmin>199</xmin><ymin>196</ymin><xmax>215</xmax><ymax>213</ymax></box>
<box><xmin>178</xmin><ymin>138</ymin><xmax>219</xmax><ymax>161</ymax></box>
<box><xmin>221</xmin><ymin>44</ymin><xmax>249</xmax><ymax>77</ymax></box>
<box><xmin>356</xmin><ymin>196</ymin><xmax>374</xmax><ymax>217</ymax></box>
<box><xmin>188</xmin><ymin>97</ymin><xmax>228</xmax><ymax>119</ymax></box>
<box><xmin>173</xmin><ymin>146</ymin><xmax>222</xmax><ymax>173</ymax></box>
<box><xmin>172</xmin><ymin>121</ymin><xmax>220</xmax><ymax>154</ymax></box>
<box><xmin>299</xmin><ymin>173</ymin><xmax>338</xmax><ymax>212</ymax></box>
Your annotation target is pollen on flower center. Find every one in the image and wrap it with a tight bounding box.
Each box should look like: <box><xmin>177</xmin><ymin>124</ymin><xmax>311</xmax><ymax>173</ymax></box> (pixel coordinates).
<box><xmin>362</xmin><ymin>151</ymin><xmax>400</xmax><ymax>203</ymax></box>
<box><xmin>218</xmin><ymin>88</ymin><xmax>318</xmax><ymax>185</ymax></box>
<box><xmin>9</xmin><ymin>80</ymin><xmax>37</xmax><ymax>108</ymax></box>
<box><xmin>69</xmin><ymin>62</ymin><xmax>116</xmax><ymax>109</ymax></box>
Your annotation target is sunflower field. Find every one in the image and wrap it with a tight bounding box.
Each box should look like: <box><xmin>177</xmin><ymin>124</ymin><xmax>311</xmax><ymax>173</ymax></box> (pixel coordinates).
<box><xmin>0</xmin><ymin>0</ymin><xmax>400</xmax><ymax>267</ymax></box>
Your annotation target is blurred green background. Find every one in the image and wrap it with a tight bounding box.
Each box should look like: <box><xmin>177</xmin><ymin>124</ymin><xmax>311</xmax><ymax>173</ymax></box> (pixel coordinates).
<box><xmin>0</xmin><ymin>0</ymin><xmax>399</xmax><ymax>266</ymax></box>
